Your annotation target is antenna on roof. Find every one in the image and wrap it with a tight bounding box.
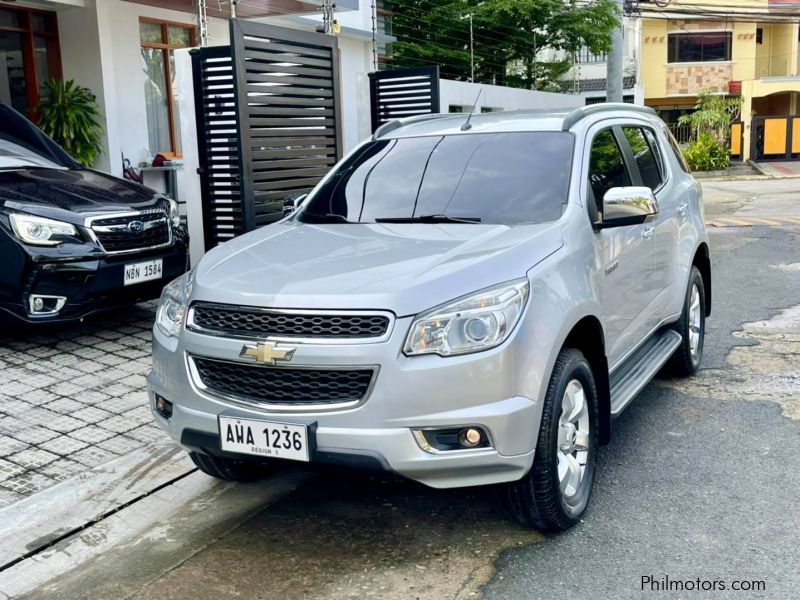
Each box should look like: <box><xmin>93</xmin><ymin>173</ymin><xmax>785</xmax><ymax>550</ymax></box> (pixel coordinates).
<box><xmin>461</xmin><ymin>89</ymin><xmax>482</xmax><ymax>131</ymax></box>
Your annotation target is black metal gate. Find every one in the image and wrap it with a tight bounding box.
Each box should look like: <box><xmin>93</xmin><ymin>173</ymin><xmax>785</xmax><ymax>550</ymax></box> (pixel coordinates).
<box><xmin>191</xmin><ymin>45</ymin><xmax>242</xmax><ymax>249</ymax></box>
<box><xmin>750</xmin><ymin>115</ymin><xmax>800</xmax><ymax>161</ymax></box>
<box><xmin>192</xmin><ymin>20</ymin><xmax>342</xmax><ymax>250</ymax></box>
<box><xmin>369</xmin><ymin>66</ymin><xmax>440</xmax><ymax>132</ymax></box>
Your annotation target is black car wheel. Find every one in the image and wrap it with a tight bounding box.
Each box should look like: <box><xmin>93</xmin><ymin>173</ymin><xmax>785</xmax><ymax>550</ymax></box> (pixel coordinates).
<box><xmin>505</xmin><ymin>348</ymin><xmax>599</xmax><ymax>532</ymax></box>
<box><xmin>667</xmin><ymin>266</ymin><xmax>706</xmax><ymax>376</ymax></box>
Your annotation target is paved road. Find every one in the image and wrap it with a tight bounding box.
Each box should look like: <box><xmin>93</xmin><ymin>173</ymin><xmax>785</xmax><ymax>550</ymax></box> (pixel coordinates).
<box><xmin>7</xmin><ymin>191</ymin><xmax>800</xmax><ymax>599</ymax></box>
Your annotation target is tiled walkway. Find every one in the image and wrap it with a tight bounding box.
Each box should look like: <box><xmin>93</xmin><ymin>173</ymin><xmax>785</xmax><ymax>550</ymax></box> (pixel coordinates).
<box><xmin>0</xmin><ymin>303</ymin><xmax>162</xmax><ymax>508</ymax></box>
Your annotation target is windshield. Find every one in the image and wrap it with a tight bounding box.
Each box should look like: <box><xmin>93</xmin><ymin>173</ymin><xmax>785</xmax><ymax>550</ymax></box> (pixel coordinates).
<box><xmin>298</xmin><ymin>131</ymin><xmax>574</xmax><ymax>225</ymax></box>
<box><xmin>0</xmin><ymin>139</ymin><xmax>67</xmax><ymax>171</ymax></box>
<box><xmin>0</xmin><ymin>103</ymin><xmax>80</xmax><ymax>170</ymax></box>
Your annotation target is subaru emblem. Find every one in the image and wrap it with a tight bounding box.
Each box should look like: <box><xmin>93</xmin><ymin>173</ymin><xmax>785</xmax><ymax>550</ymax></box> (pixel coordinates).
<box><xmin>128</xmin><ymin>220</ymin><xmax>145</xmax><ymax>233</ymax></box>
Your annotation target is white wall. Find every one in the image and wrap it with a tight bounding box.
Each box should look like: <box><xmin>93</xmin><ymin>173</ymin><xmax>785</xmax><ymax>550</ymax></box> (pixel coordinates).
<box><xmin>57</xmin><ymin>0</ymin><xmax>112</xmax><ymax>171</ymax></box>
<box><xmin>103</xmin><ymin>0</ymin><xmax>229</xmax><ymax>174</ymax></box>
<box><xmin>57</xmin><ymin>0</ymin><xmax>229</xmax><ymax>176</ymax></box>
<box><xmin>336</xmin><ymin>36</ymin><xmax>373</xmax><ymax>151</ymax></box>
<box><xmin>439</xmin><ymin>79</ymin><xmax>584</xmax><ymax>112</ymax></box>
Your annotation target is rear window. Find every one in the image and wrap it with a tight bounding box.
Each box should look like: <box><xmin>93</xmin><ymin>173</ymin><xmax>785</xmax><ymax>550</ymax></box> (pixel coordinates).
<box><xmin>662</xmin><ymin>126</ymin><xmax>689</xmax><ymax>172</ymax></box>
<box><xmin>622</xmin><ymin>127</ymin><xmax>662</xmax><ymax>191</ymax></box>
<box><xmin>300</xmin><ymin>131</ymin><xmax>575</xmax><ymax>226</ymax></box>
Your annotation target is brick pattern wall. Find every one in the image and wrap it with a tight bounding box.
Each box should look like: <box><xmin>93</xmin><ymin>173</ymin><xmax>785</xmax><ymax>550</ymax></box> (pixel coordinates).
<box><xmin>666</xmin><ymin>63</ymin><xmax>732</xmax><ymax>95</ymax></box>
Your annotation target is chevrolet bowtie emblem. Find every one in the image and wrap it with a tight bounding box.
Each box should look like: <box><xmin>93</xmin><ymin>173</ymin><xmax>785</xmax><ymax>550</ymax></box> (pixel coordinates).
<box><xmin>240</xmin><ymin>341</ymin><xmax>296</xmax><ymax>366</ymax></box>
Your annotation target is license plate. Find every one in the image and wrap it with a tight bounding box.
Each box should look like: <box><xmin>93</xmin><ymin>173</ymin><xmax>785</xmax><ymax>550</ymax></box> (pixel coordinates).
<box><xmin>124</xmin><ymin>259</ymin><xmax>163</xmax><ymax>286</ymax></box>
<box><xmin>219</xmin><ymin>416</ymin><xmax>310</xmax><ymax>462</ymax></box>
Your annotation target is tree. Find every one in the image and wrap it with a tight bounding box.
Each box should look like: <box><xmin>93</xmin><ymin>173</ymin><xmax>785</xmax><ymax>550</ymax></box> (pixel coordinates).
<box><xmin>37</xmin><ymin>79</ymin><xmax>103</xmax><ymax>167</ymax></box>
<box><xmin>387</xmin><ymin>0</ymin><xmax>619</xmax><ymax>90</ymax></box>
<box><xmin>678</xmin><ymin>89</ymin><xmax>743</xmax><ymax>146</ymax></box>
<box><xmin>678</xmin><ymin>89</ymin><xmax>743</xmax><ymax>172</ymax></box>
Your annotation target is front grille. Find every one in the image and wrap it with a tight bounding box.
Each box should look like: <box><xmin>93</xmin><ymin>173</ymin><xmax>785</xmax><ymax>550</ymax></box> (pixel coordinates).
<box><xmin>189</xmin><ymin>303</ymin><xmax>391</xmax><ymax>340</ymax></box>
<box><xmin>192</xmin><ymin>357</ymin><xmax>374</xmax><ymax>406</ymax></box>
<box><xmin>91</xmin><ymin>211</ymin><xmax>170</xmax><ymax>253</ymax></box>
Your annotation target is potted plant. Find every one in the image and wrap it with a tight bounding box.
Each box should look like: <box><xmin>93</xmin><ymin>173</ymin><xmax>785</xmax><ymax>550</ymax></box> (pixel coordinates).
<box><xmin>37</xmin><ymin>79</ymin><xmax>103</xmax><ymax>167</ymax></box>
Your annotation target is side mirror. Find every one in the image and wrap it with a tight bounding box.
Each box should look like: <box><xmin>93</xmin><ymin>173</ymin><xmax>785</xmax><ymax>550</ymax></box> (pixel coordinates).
<box><xmin>282</xmin><ymin>193</ymin><xmax>307</xmax><ymax>217</ymax></box>
<box><xmin>595</xmin><ymin>186</ymin><xmax>658</xmax><ymax>229</ymax></box>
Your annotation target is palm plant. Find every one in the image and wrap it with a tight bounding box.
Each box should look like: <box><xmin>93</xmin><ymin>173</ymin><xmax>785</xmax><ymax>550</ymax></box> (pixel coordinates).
<box><xmin>37</xmin><ymin>79</ymin><xmax>103</xmax><ymax>167</ymax></box>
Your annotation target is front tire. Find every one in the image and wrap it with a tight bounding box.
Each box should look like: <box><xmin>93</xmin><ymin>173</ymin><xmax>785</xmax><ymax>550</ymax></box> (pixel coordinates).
<box><xmin>505</xmin><ymin>348</ymin><xmax>599</xmax><ymax>532</ymax></box>
<box><xmin>189</xmin><ymin>451</ymin><xmax>271</xmax><ymax>482</ymax></box>
<box><xmin>667</xmin><ymin>266</ymin><xmax>706</xmax><ymax>376</ymax></box>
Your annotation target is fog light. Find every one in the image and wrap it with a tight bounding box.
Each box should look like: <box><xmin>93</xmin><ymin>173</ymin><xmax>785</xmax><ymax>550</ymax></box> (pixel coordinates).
<box><xmin>154</xmin><ymin>394</ymin><xmax>173</xmax><ymax>419</ymax></box>
<box><xmin>458</xmin><ymin>427</ymin><xmax>483</xmax><ymax>448</ymax></box>
<box><xmin>28</xmin><ymin>295</ymin><xmax>67</xmax><ymax>315</ymax></box>
<box><xmin>413</xmin><ymin>426</ymin><xmax>491</xmax><ymax>452</ymax></box>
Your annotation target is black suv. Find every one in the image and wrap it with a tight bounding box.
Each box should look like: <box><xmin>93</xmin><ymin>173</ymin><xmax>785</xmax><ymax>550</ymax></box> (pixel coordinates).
<box><xmin>0</xmin><ymin>103</ymin><xmax>188</xmax><ymax>324</ymax></box>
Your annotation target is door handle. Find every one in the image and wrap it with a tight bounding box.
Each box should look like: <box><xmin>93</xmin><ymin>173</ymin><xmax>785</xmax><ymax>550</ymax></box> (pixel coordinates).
<box><xmin>642</xmin><ymin>226</ymin><xmax>655</xmax><ymax>239</ymax></box>
<box><xmin>678</xmin><ymin>202</ymin><xmax>688</xmax><ymax>217</ymax></box>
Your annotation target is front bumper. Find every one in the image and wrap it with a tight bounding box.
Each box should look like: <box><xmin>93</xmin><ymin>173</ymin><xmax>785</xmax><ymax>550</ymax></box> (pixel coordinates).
<box><xmin>0</xmin><ymin>239</ymin><xmax>188</xmax><ymax>324</ymax></box>
<box><xmin>147</xmin><ymin>320</ymin><xmax>542</xmax><ymax>489</ymax></box>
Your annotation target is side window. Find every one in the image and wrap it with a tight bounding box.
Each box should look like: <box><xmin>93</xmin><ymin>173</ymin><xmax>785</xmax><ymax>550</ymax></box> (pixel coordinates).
<box><xmin>588</xmin><ymin>129</ymin><xmax>631</xmax><ymax>207</ymax></box>
<box><xmin>622</xmin><ymin>127</ymin><xmax>662</xmax><ymax>192</ymax></box>
<box><xmin>642</xmin><ymin>128</ymin><xmax>665</xmax><ymax>179</ymax></box>
<box><xmin>662</xmin><ymin>126</ymin><xmax>690</xmax><ymax>172</ymax></box>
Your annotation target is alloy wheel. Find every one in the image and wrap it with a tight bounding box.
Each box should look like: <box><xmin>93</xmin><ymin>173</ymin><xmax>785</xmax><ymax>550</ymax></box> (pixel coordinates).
<box><xmin>557</xmin><ymin>379</ymin><xmax>591</xmax><ymax>501</ymax></box>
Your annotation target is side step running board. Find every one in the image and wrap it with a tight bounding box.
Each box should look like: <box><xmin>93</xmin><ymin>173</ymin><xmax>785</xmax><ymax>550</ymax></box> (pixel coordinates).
<box><xmin>609</xmin><ymin>329</ymin><xmax>682</xmax><ymax>417</ymax></box>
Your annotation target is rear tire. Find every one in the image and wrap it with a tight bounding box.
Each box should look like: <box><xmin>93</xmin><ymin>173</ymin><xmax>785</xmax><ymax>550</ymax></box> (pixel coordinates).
<box><xmin>189</xmin><ymin>451</ymin><xmax>270</xmax><ymax>482</ymax></box>
<box><xmin>504</xmin><ymin>348</ymin><xmax>599</xmax><ymax>532</ymax></box>
<box><xmin>667</xmin><ymin>266</ymin><xmax>705</xmax><ymax>377</ymax></box>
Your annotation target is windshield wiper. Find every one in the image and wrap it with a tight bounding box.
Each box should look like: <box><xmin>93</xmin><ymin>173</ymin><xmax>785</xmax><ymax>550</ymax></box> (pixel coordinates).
<box><xmin>299</xmin><ymin>211</ymin><xmax>353</xmax><ymax>223</ymax></box>
<box><xmin>374</xmin><ymin>214</ymin><xmax>482</xmax><ymax>224</ymax></box>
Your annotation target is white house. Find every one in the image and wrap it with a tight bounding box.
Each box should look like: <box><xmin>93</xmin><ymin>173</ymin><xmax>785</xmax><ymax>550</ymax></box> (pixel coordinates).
<box><xmin>0</xmin><ymin>0</ymin><xmax>377</xmax><ymax>188</ymax></box>
<box><xmin>539</xmin><ymin>17</ymin><xmax>644</xmax><ymax>105</ymax></box>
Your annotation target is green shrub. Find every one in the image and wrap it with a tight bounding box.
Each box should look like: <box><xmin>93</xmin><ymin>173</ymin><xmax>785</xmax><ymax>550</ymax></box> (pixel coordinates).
<box><xmin>683</xmin><ymin>133</ymin><xmax>730</xmax><ymax>172</ymax></box>
<box><xmin>37</xmin><ymin>79</ymin><xmax>103</xmax><ymax>167</ymax></box>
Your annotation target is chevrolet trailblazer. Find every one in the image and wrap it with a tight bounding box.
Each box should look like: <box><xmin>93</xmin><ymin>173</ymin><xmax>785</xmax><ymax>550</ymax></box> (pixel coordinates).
<box><xmin>148</xmin><ymin>104</ymin><xmax>710</xmax><ymax>531</ymax></box>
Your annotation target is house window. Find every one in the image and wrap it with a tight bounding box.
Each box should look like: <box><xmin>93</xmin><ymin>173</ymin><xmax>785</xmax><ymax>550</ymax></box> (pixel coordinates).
<box><xmin>140</xmin><ymin>19</ymin><xmax>196</xmax><ymax>158</ymax></box>
<box><xmin>0</xmin><ymin>6</ymin><xmax>61</xmax><ymax>120</ymax></box>
<box><xmin>756</xmin><ymin>28</ymin><xmax>763</xmax><ymax>45</ymax></box>
<box><xmin>668</xmin><ymin>31</ymin><xmax>732</xmax><ymax>63</ymax></box>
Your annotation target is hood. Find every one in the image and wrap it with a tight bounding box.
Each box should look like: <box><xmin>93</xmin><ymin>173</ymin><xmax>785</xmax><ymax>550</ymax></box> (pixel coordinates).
<box><xmin>192</xmin><ymin>221</ymin><xmax>564</xmax><ymax>316</ymax></box>
<box><xmin>0</xmin><ymin>168</ymin><xmax>161</xmax><ymax>224</ymax></box>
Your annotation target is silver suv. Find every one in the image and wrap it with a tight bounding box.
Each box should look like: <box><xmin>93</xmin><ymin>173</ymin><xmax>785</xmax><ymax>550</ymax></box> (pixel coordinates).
<box><xmin>148</xmin><ymin>104</ymin><xmax>710</xmax><ymax>531</ymax></box>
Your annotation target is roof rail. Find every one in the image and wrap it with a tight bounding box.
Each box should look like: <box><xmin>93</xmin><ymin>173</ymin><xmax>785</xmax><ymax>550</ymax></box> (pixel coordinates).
<box><xmin>561</xmin><ymin>103</ymin><xmax>657</xmax><ymax>131</ymax></box>
<box><xmin>372</xmin><ymin>113</ymin><xmax>453</xmax><ymax>139</ymax></box>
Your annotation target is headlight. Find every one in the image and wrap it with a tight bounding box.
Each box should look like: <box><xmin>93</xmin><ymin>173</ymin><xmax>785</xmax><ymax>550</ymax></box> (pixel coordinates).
<box><xmin>156</xmin><ymin>271</ymin><xmax>192</xmax><ymax>337</ymax></box>
<box><xmin>9</xmin><ymin>213</ymin><xmax>79</xmax><ymax>246</ymax></box>
<box><xmin>165</xmin><ymin>198</ymin><xmax>181</xmax><ymax>228</ymax></box>
<box><xmin>404</xmin><ymin>279</ymin><xmax>529</xmax><ymax>357</ymax></box>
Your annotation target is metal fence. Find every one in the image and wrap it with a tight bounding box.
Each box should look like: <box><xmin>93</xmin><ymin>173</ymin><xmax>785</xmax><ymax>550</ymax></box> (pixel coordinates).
<box><xmin>191</xmin><ymin>45</ymin><xmax>242</xmax><ymax>250</ymax></box>
<box><xmin>666</xmin><ymin>123</ymin><xmax>692</xmax><ymax>145</ymax></box>
<box><xmin>369</xmin><ymin>66</ymin><xmax>440</xmax><ymax>132</ymax></box>
<box><xmin>191</xmin><ymin>20</ymin><xmax>342</xmax><ymax>250</ymax></box>
<box><xmin>231</xmin><ymin>20</ymin><xmax>342</xmax><ymax>231</ymax></box>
